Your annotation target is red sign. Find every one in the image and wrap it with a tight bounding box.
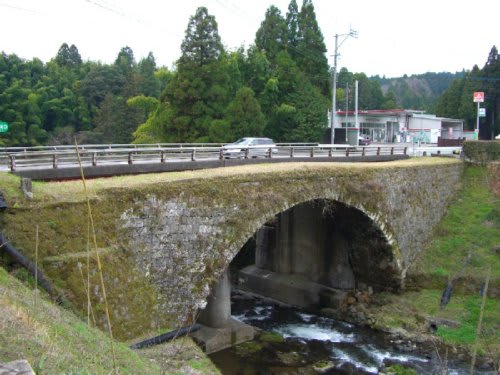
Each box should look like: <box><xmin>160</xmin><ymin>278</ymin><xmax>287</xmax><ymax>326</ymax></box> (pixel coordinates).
<box><xmin>473</xmin><ymin>92</ymin><xmax>484</xmax><ymax>103</ymax></box>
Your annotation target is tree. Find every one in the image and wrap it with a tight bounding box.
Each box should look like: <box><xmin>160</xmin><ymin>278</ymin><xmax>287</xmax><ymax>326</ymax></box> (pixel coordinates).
<box><xmin>286</xmin><ymin>0</ymin><xmax>299</xmax><ymax>55</ymax></box>
<box><xmin>180</xmin><ymin>7</ymin><xmax>223</xmax><ymax>66</ymax></box>
<box><xmin>138</xmin><ymin>52</ymin><xmax>160</xmax><ymax>98</ymax></box>
<box><xmin>482</xmin><ymin>46</ymin><xmax>499</xmax><ymax>138</ymax></box>
<box><xmin>226</xmin><ymin>87</ymin><xmax>265</xmax><ymax>139</ymax></box>
<box><xmin>240</xmin><ymin>46</ymin><xmax>272</xmax><ymax>97</ymax></box>
<box><xmin>255</xmin><ymin>6</ymin><xmax>288</xmax><ymax>62</ymax></box>
<box><xmin>264</xmin><ymin>51</ymin><xmax>328</xmax><ymax>142</ymax></box>
<box><xmin>55</xmin><ymin>43</ymin><xmax>82</xmax><ymax>67</ymax></box>
<box><xmin>295</xmin><ymin>0</ymin><xmax>330</xmax><ymax>96</ymax></box>
<box><xmin>115</xmin><ymin>46</ymin><xmax>136</xmax><ymax>74</ymax></box>
<box><xmin>153</xmin><ymin>7</ymin><xmax>230</xmax><ymax>142</ymax></box>
<box><xmin>94</xmin><ymin>93</ymin><xmax>143</xmax><ymax>143</ymax></box>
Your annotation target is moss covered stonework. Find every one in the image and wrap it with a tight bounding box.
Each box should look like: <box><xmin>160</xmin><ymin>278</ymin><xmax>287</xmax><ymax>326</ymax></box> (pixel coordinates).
<box><xmin>0</xmin><ymin>160</ymin><xmax>462</xmax><ymax>341</ymax></box>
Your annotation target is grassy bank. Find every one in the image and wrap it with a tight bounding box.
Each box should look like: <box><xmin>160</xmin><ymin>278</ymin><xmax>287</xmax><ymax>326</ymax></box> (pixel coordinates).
<box><xmin>371</xmin><ymin>164</ymin><xmax>500</xmax><ymax>364</ymax></box>
<box><xmin>0</xmin><ymin>265</ymin><xmax>220</xmax><ymax>374</ymax></box>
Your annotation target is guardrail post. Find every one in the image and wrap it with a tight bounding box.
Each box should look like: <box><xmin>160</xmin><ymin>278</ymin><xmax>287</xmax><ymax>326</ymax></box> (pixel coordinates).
<box><xmin>290</xmin><ymin>147</ymin><xmax>294</xmax><ymax>158</ymax></box>
<box><xmin>328</xmin><ymin>148</ymin><xmax>332</xmax><ymax>158</ymax></box>
<box><xmin>345</xmin><ymin>147</ymin><xmax>350</xmax><ymax>157</ymax></box>
<box><xmin>128</xmin><ymin>152</ymin><xmax>133</xmax><ymax>164</ymax></box>
<box><xmin>52</xmin><ymin>154</ymin><xmax>58</xmax><ymax>169</ymax></box>
<box><xmin>191</xmin><ymin>149</ymin><xmax>196</xmax><ymax>161</ymax></box>
<box><xmin>377</xmin><ymin>147</ymin><xmax>381</xmax><ymax>156</ymax></box>
<box><xmin>92</xmin><ymin>152</ymin><xmax>97</xmax><ymax>166</ymax></box>
<box><xmin>310</xmin><ymin>147</ymin><xmax>314</xmax><ymax>158</ymax></box>
<box><xmin>244</xmin><ymin>148</ymin><xmax>249</xmax><ymax>159</ymax></box>
<box><xmin>219</xmin><ymin>149</ymin><xmax>223</xmax><ymax>160</ymax></box>
<box><xmin>403</xmin><ymin>147</ymin><xmax>407</xmax><ymax>155</ymax></box>
<box><xmin>9</xmin><ymin>155</ymin><xmax>16</xmax><ymax>172</ymax></box>
<box><xmin>268</xmin><ymin>148</ymin><xmax>272</xmax><ymax>159</ymax></box>
<box><xmin>390</xmin><ymin>147</ymin><xmax>394</xmax><ymax>155</ymax></box>
<box><xmin>362</xmin><ymin>147</ymin><xmax>366</xmax><ymax>157</ymax></box>
<box><xmin>160</xmin><ymin>151</ymin><xmax>165</xmax><ymax>163</ymax></box>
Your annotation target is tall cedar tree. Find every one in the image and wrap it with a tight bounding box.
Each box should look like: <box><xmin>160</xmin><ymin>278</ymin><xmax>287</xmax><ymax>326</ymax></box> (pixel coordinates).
<box><xmin>296</xmin><ymin>0</ymin><xmax>330</xmax><ymax>96</ymax></box>
<box><xmin>162</xmin><ymin>7</ymin><xmax>230</xmax><ymax>142</ymax></box>
<box><xmin>255</xmin><ymin>6</ymin><xmax>288</xmax><ymax>63</ymax></box>
<box><xmin>482</xmin><ymin>46</ymin><xmax>499</xmax><ymax>138</ymax></box>
<box><xmin>286</xmin><ymin>0</ymin><xmax>299</xmax><ymax>57</ymax></box>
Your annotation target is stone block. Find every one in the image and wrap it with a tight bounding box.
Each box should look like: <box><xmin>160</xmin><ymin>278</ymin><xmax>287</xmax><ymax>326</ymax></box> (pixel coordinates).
<box><xmin>0</xmin><ymin>360</ymin><xmax>35</xmax><ymax>375</ymax></box>
<box><xmin>190</xmin><ymin>318</ymin><xmax>254</xmax><ymax>354</ymax></box>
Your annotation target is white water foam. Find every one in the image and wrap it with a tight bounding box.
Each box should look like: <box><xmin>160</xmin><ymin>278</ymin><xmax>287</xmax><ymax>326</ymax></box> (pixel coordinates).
<box><xmin>332</xmin><ymin>348</ymin><xmax>378</xmax><ymax>374</ymax></box>
<box><xmin>274</xmin><ymin>323</ymin><xmax>356</xmax><ymax>343</ymax></box>
<box><xmin>361</xmin><ymin>344</ymin><xmax>429</xmax><ymax>365</ymax></box>
<box><xmin>233</xmin><ymin>305</ymin><xmax>273</xmax><ymax>322</ymax></box>
<box><xmin>297</xmin><ymin>312</ymin><xmax>315</xmax><ymax>322</ymax></box>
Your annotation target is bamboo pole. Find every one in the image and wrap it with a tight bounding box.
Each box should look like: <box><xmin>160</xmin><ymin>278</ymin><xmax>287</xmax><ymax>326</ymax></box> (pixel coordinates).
<box><xmin>74</xmin><ymin>139</ymin><xmax>117</xmax><ymax>374</ymax></box>
<box><xmin>469</xmin><ymin>266</ymin><xmax>491</xmax><ymax>375</ymax></box>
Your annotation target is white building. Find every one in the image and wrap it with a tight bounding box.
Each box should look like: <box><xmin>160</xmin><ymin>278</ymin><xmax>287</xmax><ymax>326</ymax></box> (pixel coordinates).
<box><xmin>330</xmin><ymin>109</ymin><xmax>468</xmax><ymax>145</ymax></box>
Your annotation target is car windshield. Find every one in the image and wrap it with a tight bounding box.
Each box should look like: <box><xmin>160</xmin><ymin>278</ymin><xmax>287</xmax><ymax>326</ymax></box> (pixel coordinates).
<box><xmin>231</xmin><ymin>138</ymin><xmax>252</xmax><ymax>146</ymax></box>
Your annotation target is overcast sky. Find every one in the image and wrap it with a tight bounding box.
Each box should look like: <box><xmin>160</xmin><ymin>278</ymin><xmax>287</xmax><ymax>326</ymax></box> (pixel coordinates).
<box><xmin>1</xmin><ymin>0</ymin><xmax>498</xmax><ymax>78</ymax></box>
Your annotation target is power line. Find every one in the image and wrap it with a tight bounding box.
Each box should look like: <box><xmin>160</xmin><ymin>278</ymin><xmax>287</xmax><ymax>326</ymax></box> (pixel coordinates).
<box><xmin>0</xmin><ymin>2</ymin><xmax>38</xmax><ymax>14</ymax></box>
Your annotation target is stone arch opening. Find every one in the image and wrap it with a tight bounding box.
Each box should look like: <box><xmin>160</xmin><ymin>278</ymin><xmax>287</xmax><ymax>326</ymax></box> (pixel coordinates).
<box><xmin>229</xmin><ymin>198</ymin><xmax>401</xmax><ymax>311</ymax></box>
<box><xmin>197</xmin><ymin>198</ymin><xmax>402</xmax><ymax>342</ymax></box>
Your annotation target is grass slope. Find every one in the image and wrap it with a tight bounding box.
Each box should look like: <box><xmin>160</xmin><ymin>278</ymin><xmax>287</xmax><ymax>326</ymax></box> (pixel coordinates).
<box><xmin>0</xmin><ymin>266</ymin><xmax>162</xmax><ymax>374</ymax></box>
<box><xmin>0</xmin><ymin>265</ymin><xmax>221</xmax><ymax>374</ymax></box>
<box><xmin>371</xmin><ymin>164</ymin><xmax>500</xmax><ymax>362</ymax></box>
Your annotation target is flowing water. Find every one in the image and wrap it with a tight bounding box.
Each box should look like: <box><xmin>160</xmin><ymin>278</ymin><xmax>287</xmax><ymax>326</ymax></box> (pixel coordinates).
<box><xmin>209</xmin><ymin>291</ymin><xmax>495</xmax><ymax>375</ymax></box>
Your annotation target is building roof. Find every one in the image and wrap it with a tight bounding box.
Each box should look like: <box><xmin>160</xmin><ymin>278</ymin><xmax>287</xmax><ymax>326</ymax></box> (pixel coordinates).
<box><xmin>335</xmin><ymin>109</ymin><xmax>463</xmax><ymax>123</ymax></box>
<box><xmin>336</xmin><ymin>109</ymin><xmax>425</xmax><ymax>116</ymax></box>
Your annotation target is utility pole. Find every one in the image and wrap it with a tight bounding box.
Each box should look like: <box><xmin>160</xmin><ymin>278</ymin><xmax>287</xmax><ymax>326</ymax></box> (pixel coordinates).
<box><xmin>330</xmin><ymin>27</ymin><xmax>358</xmax><ymax>144</ymax></box>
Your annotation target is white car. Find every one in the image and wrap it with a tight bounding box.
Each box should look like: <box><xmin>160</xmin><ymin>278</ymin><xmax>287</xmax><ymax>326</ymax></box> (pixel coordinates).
<box><xmin>222</xmin><ymin>137</ymin><xmax>277</xmax><ymax>159</ymax></box>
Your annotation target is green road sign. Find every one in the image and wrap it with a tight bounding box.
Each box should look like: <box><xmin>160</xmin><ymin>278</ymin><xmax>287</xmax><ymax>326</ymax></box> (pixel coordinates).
<box><xmin>0</xmin><ymin>121</ymin><xmax>8</xmax><ymax>133</ymax></box>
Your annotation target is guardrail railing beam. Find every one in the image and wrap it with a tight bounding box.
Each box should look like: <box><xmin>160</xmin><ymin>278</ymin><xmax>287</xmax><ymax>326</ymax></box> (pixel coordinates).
<box><xmin>0</xmin><ymin>144</ymin><xmax>451</xmax><ymax>172</ymax></box>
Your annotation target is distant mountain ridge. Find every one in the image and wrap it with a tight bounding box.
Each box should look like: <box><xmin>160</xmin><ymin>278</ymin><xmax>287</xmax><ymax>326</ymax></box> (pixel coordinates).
<box><xmin>371</xmin><ymin>72</ymin><xmax>464</xmax><ymax>112</ymax></box>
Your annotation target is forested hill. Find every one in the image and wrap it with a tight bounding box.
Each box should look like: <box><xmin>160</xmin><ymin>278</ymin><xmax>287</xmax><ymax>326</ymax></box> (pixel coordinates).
<box><xmin>371</xmin><ymin>72</ymin><xmax>464</xmax><ymax>112</ymax></box>
<box><xmin>0</xmin><ymin>1</ymin><xmax>496</xmax><ymax>147</ymax></box>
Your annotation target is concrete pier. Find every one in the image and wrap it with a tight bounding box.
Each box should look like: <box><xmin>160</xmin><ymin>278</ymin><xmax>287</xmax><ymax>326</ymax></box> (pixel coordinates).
<box><xmin>194</xmin><ymin>269</ymin><xmax>254</xmax><ymax>353</ymax></box>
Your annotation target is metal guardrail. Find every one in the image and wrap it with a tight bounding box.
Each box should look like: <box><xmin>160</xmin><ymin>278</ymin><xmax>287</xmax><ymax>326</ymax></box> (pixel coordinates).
<box><xmin>0</xmin><ymin>144</ymin><xmax>411</xmax><ymax>172</ymax></box>
<box><xmin>0</xmin><ymin>142</ymin><xmax>318</xmax><ymax>154</ymax></box>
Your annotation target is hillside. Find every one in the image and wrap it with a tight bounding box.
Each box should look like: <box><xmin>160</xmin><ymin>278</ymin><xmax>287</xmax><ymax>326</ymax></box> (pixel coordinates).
<box><xmin>0</xmin><ymin>265</ymin><xmax>219</xmax><ymax>374</ymax></box>
<box><xmin>372</xmin><ymin>72</ymin><xmax>464</xmax><ymax>111</ymax></box>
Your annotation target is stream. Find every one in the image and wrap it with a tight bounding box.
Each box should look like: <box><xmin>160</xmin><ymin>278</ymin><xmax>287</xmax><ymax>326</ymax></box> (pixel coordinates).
<box><xmin>209</xmin><ymin>291</ymin><xmax>495</xmax><ymax>375</ymax></box>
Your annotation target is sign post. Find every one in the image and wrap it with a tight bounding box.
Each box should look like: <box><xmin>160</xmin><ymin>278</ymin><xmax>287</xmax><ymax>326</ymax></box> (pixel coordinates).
<box><xmin>0</xmin><ymin>121</ymin><xmax>9</xmax><ymax>133</ymax></box>
<box><xmin>473</xmin><ymin>92</ymin><xmax>484</xmax><ymax>140</ymax></box>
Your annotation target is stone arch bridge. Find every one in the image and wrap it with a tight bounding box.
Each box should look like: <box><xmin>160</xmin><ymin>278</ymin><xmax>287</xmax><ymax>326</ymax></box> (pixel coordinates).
<box><xmin>1</xmin><ymin>159</ymin><xmax>462</xmax><ymax>341</ymax></box>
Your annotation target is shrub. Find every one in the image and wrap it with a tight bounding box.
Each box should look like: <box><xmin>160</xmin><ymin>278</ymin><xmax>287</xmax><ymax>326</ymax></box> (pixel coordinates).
<box><xmin>462</xmin><ymin>141</ymin><xmax>500</xmax><ymax>162</ymax></box>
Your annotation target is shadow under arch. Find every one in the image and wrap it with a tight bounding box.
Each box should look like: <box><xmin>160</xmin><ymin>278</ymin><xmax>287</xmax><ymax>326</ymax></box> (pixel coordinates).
<box><xmin>199</xmin><ymin>198</ymin><xmax>403</xmax><ymax>330</ymax></box>
<box><xmin>231</xmin><ymin>198</ymin><xmax>402</xmax><ymax>295</ymax></box>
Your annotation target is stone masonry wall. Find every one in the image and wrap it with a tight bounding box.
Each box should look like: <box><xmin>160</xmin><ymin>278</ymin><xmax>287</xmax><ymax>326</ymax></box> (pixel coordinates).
<box><xmin>2</xmin><ymin>159</ymin><xmax>463</xmax><ymax>338</ymax></box>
